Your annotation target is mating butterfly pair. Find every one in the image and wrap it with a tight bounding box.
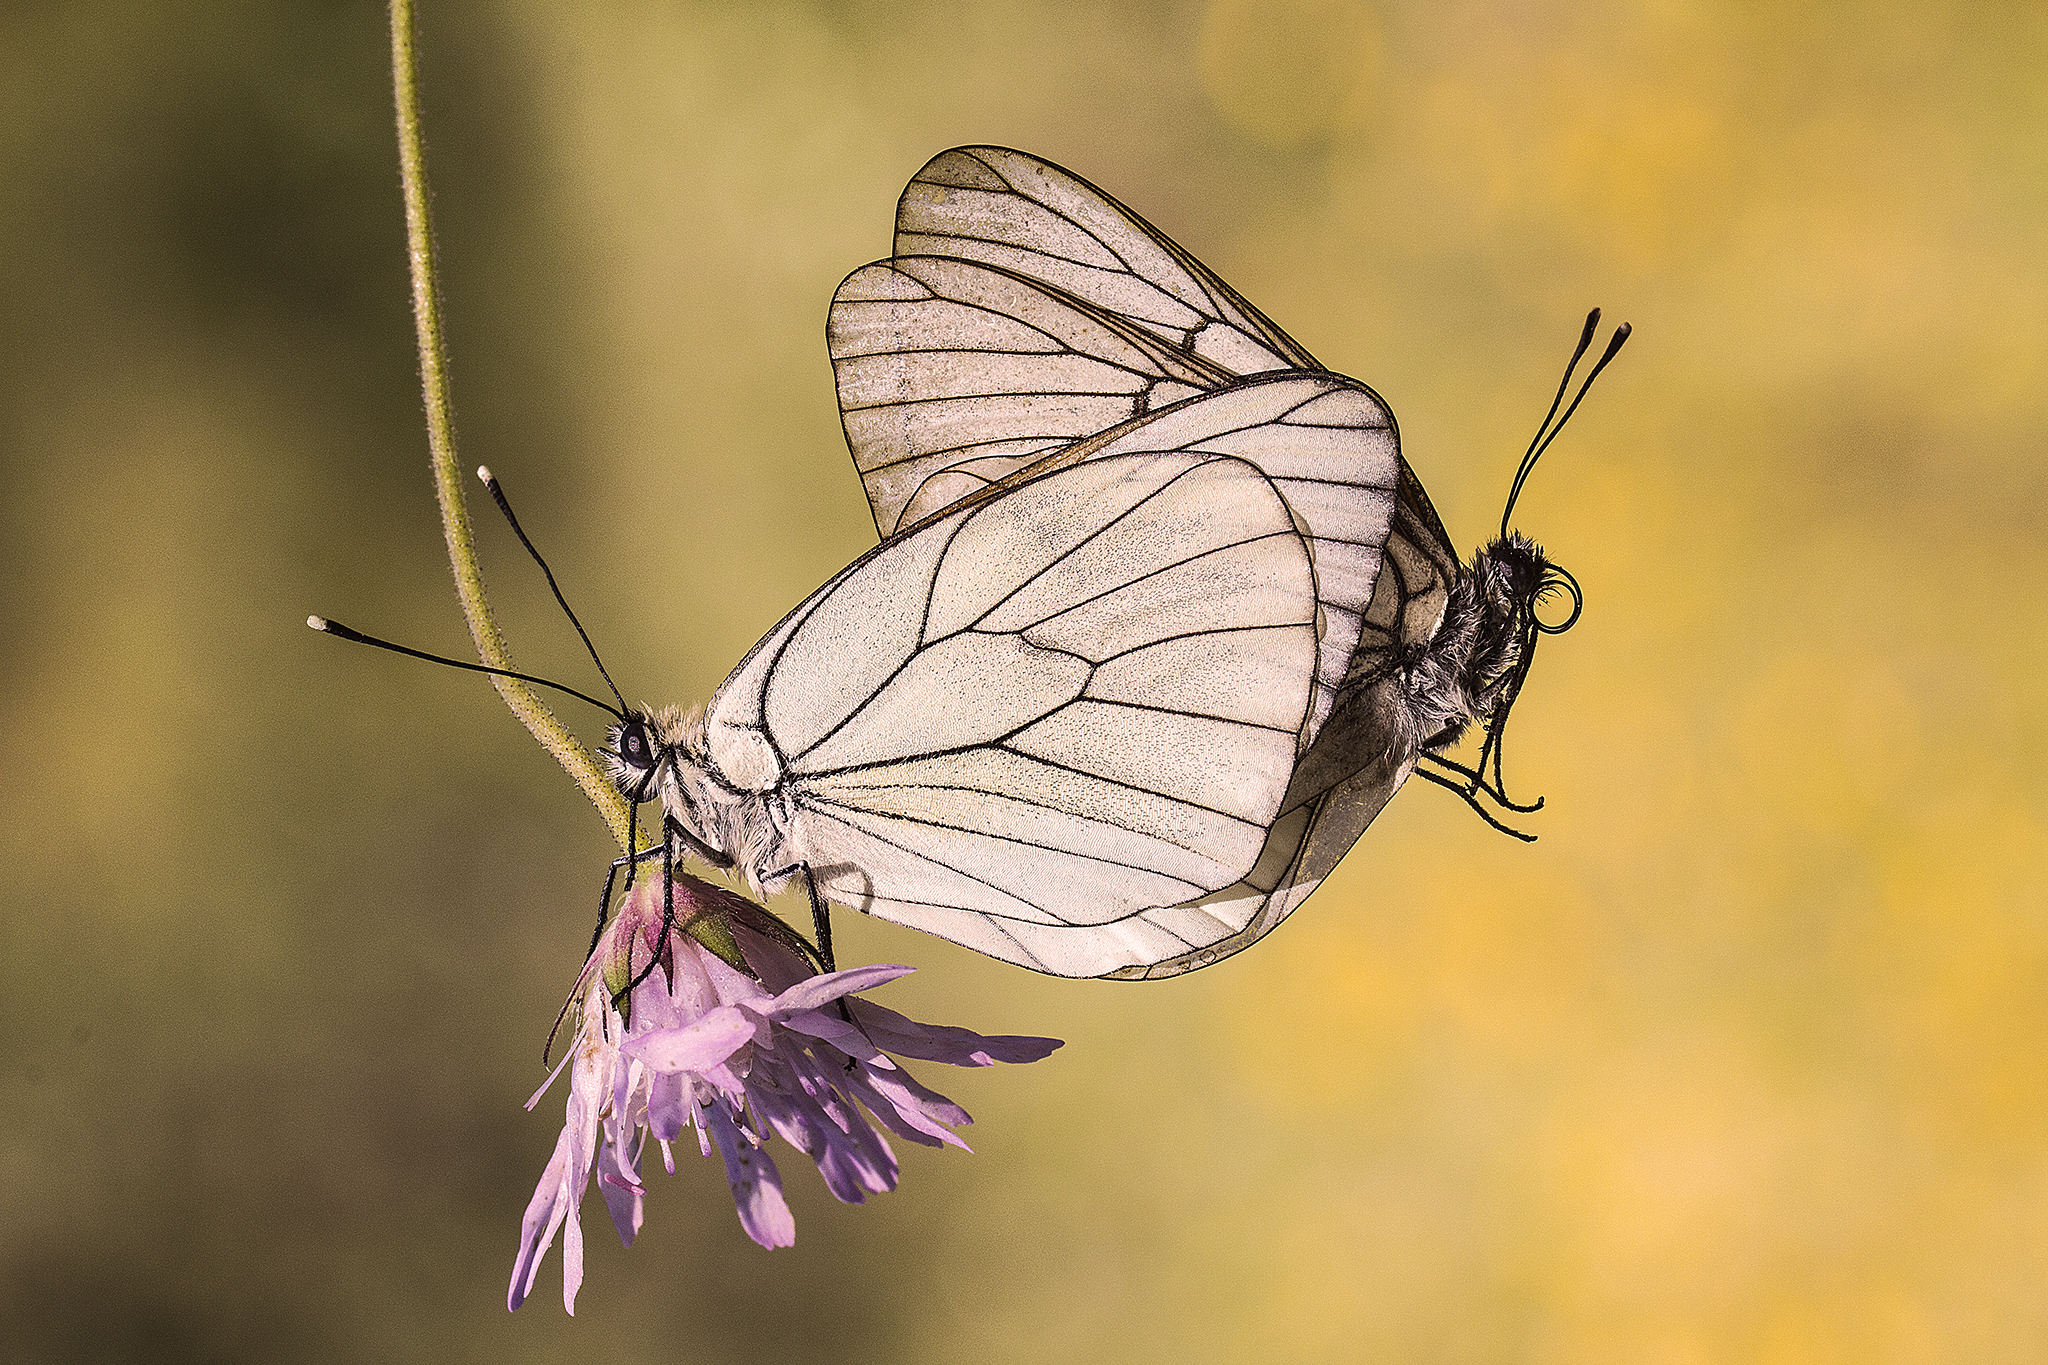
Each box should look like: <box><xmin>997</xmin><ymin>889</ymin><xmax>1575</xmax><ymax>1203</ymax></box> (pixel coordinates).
<box><xmin>591</xmin><ymin>147</ymin><xmax>1624</xmax><ymax>981</ymax></box>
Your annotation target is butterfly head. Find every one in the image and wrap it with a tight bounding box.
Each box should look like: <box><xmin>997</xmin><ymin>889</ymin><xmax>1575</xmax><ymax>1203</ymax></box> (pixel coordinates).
<box><xmin>1466</xmin><ymin>532</ymin><xmax>1581</xmax><ymax>712</ymax></box>
<box><xmin>1466</xmin><ymin>302</ymin><xmax>1615</xmax><ymax>697</ymax></box>
<box><xmin>604</xmin><ymin>710</ymin><xmax>670</xmax><ymax>805</ymax></box>
<box><xmin>1484</xmin><ymin>533</ymin><xmax>1547</xmax><ymax>607</ymax></box>
<box><xmin>1409</xmin><ymin>531</ymin><xmax>1582</xmax><ymax>832</ymax></box>
<box><xmin>603</xmin><ymin>707</ymin><xmax>767</xmax><ymax>883</ymax></box>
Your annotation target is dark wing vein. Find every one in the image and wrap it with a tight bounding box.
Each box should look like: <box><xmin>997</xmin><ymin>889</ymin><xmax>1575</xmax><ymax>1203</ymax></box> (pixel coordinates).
<box><xmin>802</xmin><ymin>792</ymin><xmax>1211</xmax><ymax>897</ymax></box>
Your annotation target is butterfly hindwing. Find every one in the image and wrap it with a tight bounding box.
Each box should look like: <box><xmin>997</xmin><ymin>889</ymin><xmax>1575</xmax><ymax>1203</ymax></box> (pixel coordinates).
<box><xmin>702</xmin><ymin>447</ymin><xmax>1320</xmax><ymax>978</ymax></box>
<box><xmin>1101</xmin><ymin>485</ymin><xmax>1459</xmax><ymax>977</ymax></box>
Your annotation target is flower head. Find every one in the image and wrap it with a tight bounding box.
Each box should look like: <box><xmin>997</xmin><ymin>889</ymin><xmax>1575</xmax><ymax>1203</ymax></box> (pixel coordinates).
<box><xmin>508</xmin><ymin>870</ymin><xmax>1062</xmax><ymax>1313</ymax></box>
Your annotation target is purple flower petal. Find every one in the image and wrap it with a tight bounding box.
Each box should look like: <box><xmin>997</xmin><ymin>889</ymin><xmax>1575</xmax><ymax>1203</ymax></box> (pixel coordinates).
<box><xmin>846</xmin><ymin>1063</ymin><xmax>974</xmax><ymax>1150</ymax></box>
<box><xmin>765</xmin><ymin>963</ymin><xmax>913</xmax><ymax>1016</ymax></box>
<box><xmin>624</xmin><ymin>1005</ymin><xmax>757</xmax><ymax>1073</ymax></box>
<box><xmin>836</xmin><ymin>1065</ymin><xmax>956</xmax><ymax>1150</ymax></box>
<box><xmin>523</xmin><ymin>1047</ymin><xmax>574</xmax><ymax>1111</ymax></box>
<box><xmin>510</xmin><ymin>870</ymin><xmax>1061</xmax><ymax>1310</ymax></box>
<box><xmin>704</xmin><ymin>1098</ymin><xmax>794</xmax><ymax>1248</ymax></box>
<box><xmin>598</xmin><ymin>1135</ymin><xmax>645</xmax><ymax>1249</ymax></box>
<box><xmin>560</xmin><ymin>1184</ymin><xmax>585</xmax><ymax>1315</ymax></box>
<box><xmin>849</xmin><ymin>997</ymin><xmax>1064</xmax><ymax>1066</ymax></box>
<box><xmin>800</xmin><ymin>1097</ymin><xmax>896</xmax><ymax>1202</ymax></box>
<box><xmin>700</xmin><ymin>946</ymin><xmax>772</xmax><ymax>1008</ymax></box>
<box><xmin>647</xmin><ymin>1069</ymin><xmax>689</xmax><ymax>1143</ymax></box>
<box><xmin>771</xmin><ymin>1005</ymin><xmax>894</xmax><ymax>1065</ymax></box>
<box><xmin>698</xmin><ymin>1060</ymin><xmax>748</xmax><ymax>1101</ymax></box>
<box><xmin>773</xmin><ymin>1039</ymin><xmax>900</xmax><ymax>1198</ymax></box>
<box><xmin>730</xmin><ymin>921</ymin><xmax>815</xmax><ymax>993</ymax></box>
<box><xmin>866</xmin><ymin>1054</ymin><xmax>974</xmax><ymax>1129</ymax></box>
<box><xmin>508</xmin><ymin>1127</ymin><xmax>576</xmax><ymax>1312</ymax></box>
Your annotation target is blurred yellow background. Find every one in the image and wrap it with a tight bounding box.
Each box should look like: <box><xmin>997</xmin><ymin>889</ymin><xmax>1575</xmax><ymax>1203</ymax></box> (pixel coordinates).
<box><xmin>4</xmin><ymin>1</ymin><xmax>2044</xmax><ymax>1360</ymax></box>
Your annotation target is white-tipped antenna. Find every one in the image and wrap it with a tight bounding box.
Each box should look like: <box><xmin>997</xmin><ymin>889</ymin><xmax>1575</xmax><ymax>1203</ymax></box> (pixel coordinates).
<box><xmin>307</xmin><ymin>615</ymin><xmax>626</xmax><ymax>719</ymax></box>
<box><xmin>1499</xmin><ymin>310</ymin><xmax>1631</xmax><ymax>538</ymax></box>
<box><xmin>475</xmin><ymin>466</ymin><xmax>629</xmax><ymax>715</ymax></box>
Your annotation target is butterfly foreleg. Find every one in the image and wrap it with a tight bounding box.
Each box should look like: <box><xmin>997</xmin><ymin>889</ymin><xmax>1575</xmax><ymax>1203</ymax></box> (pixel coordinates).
<box><xmin>612</xmin><ymin>839</ymin><xmax>680</xmax><ymax>1006</ymax></box>
<box><xmin>591</xmin><ymin>842</ymin><xmax>666</xmax><ymax>962</ymax></box>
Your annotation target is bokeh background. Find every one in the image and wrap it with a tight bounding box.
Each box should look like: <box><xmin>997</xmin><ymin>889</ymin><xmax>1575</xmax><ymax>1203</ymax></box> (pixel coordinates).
<box><xmin>4</xmin><ymin>1</ymin><xmax>2045</xmax><ymax>1360</ymax></box>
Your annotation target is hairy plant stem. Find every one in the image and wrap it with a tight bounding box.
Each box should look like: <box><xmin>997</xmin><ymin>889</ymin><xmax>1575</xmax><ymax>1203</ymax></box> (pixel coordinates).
<box><xmin>388</xmin><ymin>0</ymin><xmax>634</xmax><ymax>852</ymax></box>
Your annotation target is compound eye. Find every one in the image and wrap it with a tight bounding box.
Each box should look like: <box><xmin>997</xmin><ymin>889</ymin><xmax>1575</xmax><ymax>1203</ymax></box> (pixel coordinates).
<box><xmin>619</xmin><ymin>721</ymin><xmax>651</xmax><ymax>768</ymax></box>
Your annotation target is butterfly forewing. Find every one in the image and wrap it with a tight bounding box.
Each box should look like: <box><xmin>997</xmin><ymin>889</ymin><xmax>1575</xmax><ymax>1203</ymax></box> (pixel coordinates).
<box><xmin>895</xmin><ymin>146</ymin><xmax>1321</xmax><ymax>374</ymax></box>
<box><xmin>827</xmin><ymin>256</ymin><xmax>1406</xmax><ymax>740</ymax></box>
<box><xmin>702</xmin><ymin>449</ymin><xmax>1320</xmax><ymax>978</ymax></box>
<box><xmin>829</xmin><ymin>256</ymin><xmax>1222</xmax><ymax>538</ymax></box>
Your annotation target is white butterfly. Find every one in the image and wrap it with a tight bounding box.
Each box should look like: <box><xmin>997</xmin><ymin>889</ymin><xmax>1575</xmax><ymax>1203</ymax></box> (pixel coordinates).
<box><xmin>604</xmin><ymin>147</ymin><xmax>1623</xmax><ymax>980</ymax></box>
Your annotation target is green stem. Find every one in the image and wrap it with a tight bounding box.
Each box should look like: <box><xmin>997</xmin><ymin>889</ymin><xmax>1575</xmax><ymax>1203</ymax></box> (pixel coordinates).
<box><xmin>387</xmin><ymin>0</ymin><xmax>633</xmax><ymax>852</ymax></box>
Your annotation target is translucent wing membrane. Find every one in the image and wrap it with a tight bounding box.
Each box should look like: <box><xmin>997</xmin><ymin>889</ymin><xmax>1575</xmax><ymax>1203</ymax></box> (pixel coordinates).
<box><xmin>1028</xmin><ymin>375</ymin><xmax>1402</xmax><ymax>748</ymax></box>
<box><xmin>830</xmin><ymin>255</ymin><xmax>1231</xmax><ymax>538</ymax></box>
<box><xmin>704</xmin><ymin>451</ymin><xmax>1321</xmax><ymax>978</ymax></box>
<box><xmin>896</xmin><ymin>146</ymin><xmax>1320</xmax><ymax>375</ymax></box>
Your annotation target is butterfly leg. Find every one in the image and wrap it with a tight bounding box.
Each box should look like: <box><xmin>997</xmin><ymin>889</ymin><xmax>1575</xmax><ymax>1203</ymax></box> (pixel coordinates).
<box><xmin>613</xmin><ymin>838</ymin><xmax>683</xmax><ymax>1005</ymax></box>
<box><xmin>591</xmin><ymin>842</ymin><xmax>666</xmax><ymax>961</ymax></box>
<box><xmin>766</xmin><ymin>863</ymin><xmax>859</xmax><ymax>1041</ymax></box>
<box><xmin>1414</xmin><ymin>759</ymin><xmax>1536</xmax><ymax>842</ymax></box>
<box><xmin>1418</xmin><ymin>742</ymin><xmax>1546</xmax><ymax>818</ymax></box>
<box><xmin>760</xmin><ymin>861</ymin><xmax>836</xmax><ymax>975</ymax></box>
<box><xmin>800</xmin><ymin>865</ymin><xmax>834</xmax><ymax>975</ymax></box>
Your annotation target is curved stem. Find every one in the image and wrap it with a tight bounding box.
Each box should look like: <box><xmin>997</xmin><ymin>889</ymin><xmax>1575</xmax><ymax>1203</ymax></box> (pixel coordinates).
<box><xmin>388</xmin><ymin>0</ymin><xmax>633</xmax><ymax>851</ymax></box>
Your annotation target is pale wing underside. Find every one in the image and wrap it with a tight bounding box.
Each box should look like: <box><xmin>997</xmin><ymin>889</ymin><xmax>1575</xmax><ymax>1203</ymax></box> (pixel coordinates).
<box><xmin>829</xmin><ymin>142</ymin><xmax>1323</xmax><ymax>544</ymax></box>
<box><xmin>894</xmin><ymin>146</ymin><xmax>1317</xmax><ymax>374</ymax></box>
<box><xmin>704</xmin><ymin>450</ymin><xmax>1321</xmax><ymax>978</ymax></box>
<box><xmin>866</xmin><ymin>147</ymin><xmax>1466</xmax><ymax>558</ymax></box>
<box><xmin>1103</xmin><ymin>490</ymin><xmax>1458</xmax><ymax>977</ymax></box>
<box><xmin>1055</xmin><ymin>375</ymin><xmax>1399</xmax><ymax>743</ymax></box>
<box><xmin>830</xmin><ymin>254</ymin><xmax>1229</xmax><ymax>538</ymax></box>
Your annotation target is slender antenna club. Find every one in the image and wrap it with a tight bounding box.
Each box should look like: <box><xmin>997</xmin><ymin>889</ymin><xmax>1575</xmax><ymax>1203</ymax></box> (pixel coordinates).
<box><xmin>477</xmin><ymin>466</ymin><xmax>629</xmax><ymax>714</ymax></box>
<box><xmin>1500</xmin><ymin>309</ymin><xmax>1631</xmax><ymax>537</ymax></box>
<box><xmin>307</xmin><ymin>616</ymin><xmax>625</xmax><ymax>719</ymax></box>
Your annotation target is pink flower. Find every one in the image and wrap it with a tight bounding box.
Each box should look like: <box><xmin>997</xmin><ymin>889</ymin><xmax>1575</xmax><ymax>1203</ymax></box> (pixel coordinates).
<box><xmin>508</xmin><ymin>871</ymin><xmax>1061</xmax><ymax>1313</ymax></box>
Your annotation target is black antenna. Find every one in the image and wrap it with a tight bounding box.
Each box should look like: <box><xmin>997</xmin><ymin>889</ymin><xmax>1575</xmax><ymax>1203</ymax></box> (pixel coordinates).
<box><xmin>476</xmin><ymin>466</ymin><xmax>629</xmax><ymax>714</ymax></box>
<box><xmin>307</xmin><ymin>616</ymin><xmax>626</xmax><ymax>719</ymax></box>
<box><xmin>1500</xmin><ymin>310</ymin><xmax>1631</xmax><ymax>537</ymax></box>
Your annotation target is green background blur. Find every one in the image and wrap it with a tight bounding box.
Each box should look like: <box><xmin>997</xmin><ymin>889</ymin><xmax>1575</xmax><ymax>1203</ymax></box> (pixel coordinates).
<box><xmin>4</xmin><ymin>1</ymin><xmax>2045</xmax><ymax>1360</ymax></box>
